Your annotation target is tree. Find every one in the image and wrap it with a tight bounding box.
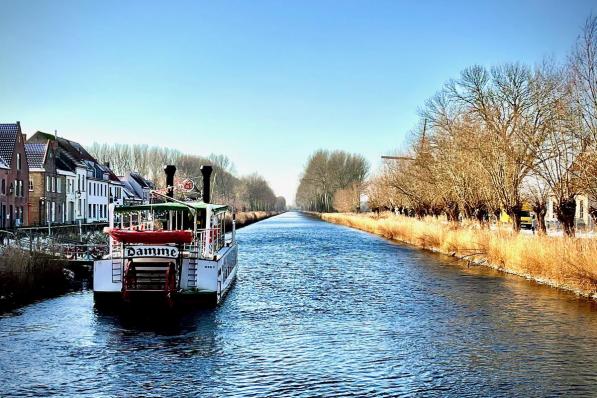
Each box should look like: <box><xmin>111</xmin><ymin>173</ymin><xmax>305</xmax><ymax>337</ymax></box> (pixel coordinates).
<box><xmin>88</xmin><ymin>143</ymin><xmax>279</xmax><ymax>212</ymax></box>
<box><xmin>570</xmin><ymin>16</ymin><xmax>597</xmax><ymax>221</ymax></box>
<box><xmin>296</xmin><ymin>150</ymin><xmax>369</xmax><ymax>212</ymax></box>
<box><xmin>445</xmin><ymin>63</ymin><xmax>552</xmax><ymax>231</ymax></box>
<box><xmin>333</xmin><ymin>184</ymin><xmax>360</xmax><ymax>213</ymax></box>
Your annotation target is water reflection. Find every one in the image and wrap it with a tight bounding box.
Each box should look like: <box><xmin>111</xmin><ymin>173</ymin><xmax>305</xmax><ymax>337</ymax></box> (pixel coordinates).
<box><xmin>0</xmin><ymin>212</ymin><xmax>597</xmax><ymax>397</ymax></box>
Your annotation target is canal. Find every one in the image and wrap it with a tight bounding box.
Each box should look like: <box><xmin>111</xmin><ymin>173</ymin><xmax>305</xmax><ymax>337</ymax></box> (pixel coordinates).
<box><xmin>1</xmin><ymin>212</ymin><xmax>597</xmax><ymax>396</ymax></box>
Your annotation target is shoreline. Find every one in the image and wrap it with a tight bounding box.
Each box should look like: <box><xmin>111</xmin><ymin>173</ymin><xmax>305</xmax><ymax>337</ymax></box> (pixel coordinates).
<box><xmin>315</xmin><ymin>212</ymin><xmax>597</xmax><ymax>300</ymax></box>
<box><xmin>228</xmin><ymin>211</ymin><xmax>284</xmax><ymax>229</ymax></box>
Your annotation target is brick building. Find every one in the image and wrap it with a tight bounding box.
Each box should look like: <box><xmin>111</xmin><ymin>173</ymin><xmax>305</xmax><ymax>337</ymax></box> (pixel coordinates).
<box><xmin>25</xmin><ymin>139</ymin><xmax>66</xmax><ymax>225</ymax></box>
<box><xmin>0</xmin><ymin>122</ymin><xmax>29</xmax><ymax>228</ymax></box>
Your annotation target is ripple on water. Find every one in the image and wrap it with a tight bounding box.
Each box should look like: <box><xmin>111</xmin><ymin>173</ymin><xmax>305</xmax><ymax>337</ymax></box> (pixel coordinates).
<box><xmin>1</xmin><ymin>212</ymin><xmax>597</xmax><ymax>397</ymax></box>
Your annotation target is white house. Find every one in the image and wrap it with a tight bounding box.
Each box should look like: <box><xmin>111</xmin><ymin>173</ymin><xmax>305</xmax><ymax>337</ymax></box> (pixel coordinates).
<box><xmin>58</xmin><ymin>169</ymin><xmax>76</xmax><ymax>223</ymax></box>
<box><xmin>85</xmin><ymin>161</ymin><xmax>110</xmax><ymax>223</ymax></box>
<box><xmin>545</xmin><ymin>193</ymin><xmax>595</xmax><ymax>229</ymax></box>
<box><xmin>119</xmin><ymin>172</ymin><xmax>153</xmax><ymax>204</ymax></box>
<box><xmin>110</xmin><ymin>179</ymin><xmax>125</xmax><ymax>206</ymax></box>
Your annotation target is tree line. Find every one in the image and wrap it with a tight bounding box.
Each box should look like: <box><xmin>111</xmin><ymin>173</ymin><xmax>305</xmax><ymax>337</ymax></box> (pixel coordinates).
<box><xmin>296</xmin><ymin>149</ymin><xmax>369</xmax><ymax>212</ymax></box>
<box><xmin>368</xmin><ymin>16</ymin><xmax>597</xmax><ymax>237</ymax></box>
<box><xmin>88</xmin><ymin>143</ymin><xmax>286</xmax><ymax>212</ymax></box>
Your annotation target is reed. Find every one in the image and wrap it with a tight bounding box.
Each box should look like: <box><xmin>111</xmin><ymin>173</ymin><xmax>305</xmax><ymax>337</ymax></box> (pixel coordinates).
<box><xmin>227</xmin><ymin>211</ymin><xmax>282</xmax><ymax>229</ymax></box>
<box><xmin>0</xmin><ymin>249</ymin><xmax>70</xmax><ymax>310</ymax></box>
<box><xmin>321</xmin><ymin>212</ymin><xmax>597</xmax><ymax>298</ymax></box>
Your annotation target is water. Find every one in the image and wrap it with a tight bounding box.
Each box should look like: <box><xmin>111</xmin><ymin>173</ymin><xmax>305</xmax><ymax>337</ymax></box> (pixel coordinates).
<box><xmin>1</xmin><ymin>212</ymin><xmax>597</xmax><ymax>397</ymax></box>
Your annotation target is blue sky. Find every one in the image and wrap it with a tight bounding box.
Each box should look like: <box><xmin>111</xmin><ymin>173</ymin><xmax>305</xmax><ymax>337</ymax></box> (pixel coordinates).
<box><xmin>1</xmin><ymin>1</ymin><xmax>594</xmax><ymax>203</ymax></box>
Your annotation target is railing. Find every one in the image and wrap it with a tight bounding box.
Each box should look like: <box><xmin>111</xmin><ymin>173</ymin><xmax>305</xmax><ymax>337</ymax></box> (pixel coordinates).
<box><xmin>56</xmin><ymin>243</ymin><xmax>109</xmax><ymax>261</ymax></box>
<box><xmin>184</xmin><ymin>228</ymin><xmax>228</xmax><ymax>259</ymax></box>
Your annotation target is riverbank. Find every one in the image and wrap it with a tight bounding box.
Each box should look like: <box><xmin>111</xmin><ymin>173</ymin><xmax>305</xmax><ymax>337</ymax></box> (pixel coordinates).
<box><xmin>319</xmin><ymin>212</ymin><xmax>597</xmax><ymax>299</ymax></box>
<box><xmin>0</xmin><ymin>249</ymin><xmax>72</xmax><ymax>312</ymax></box>
<box><xmin>228</xmin><ymin>211</ymin><xmax>283</xmax><ymax>229</ymax></box>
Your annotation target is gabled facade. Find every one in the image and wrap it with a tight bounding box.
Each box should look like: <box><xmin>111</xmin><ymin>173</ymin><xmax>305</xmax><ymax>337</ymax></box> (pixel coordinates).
<box><xmin>119</xmin><ymin>172</ymin><xmax>154</xmax><ymax>204</ymax></box>
<box><xmin>25</xmin><ymin>140</ymin><xmax>66</xmax><ymax>226</ymax></box>
<box><xmin>58</xmin><ymin>168</ymin><xmax>77</xmax><ymax>223</ymax></box>
<box><xmin>28</xmin><ymin>131</ymin><xmax>96</xmax><ymax>223</ymax></box>
<box><xmin>119</xmin><ymin>178</ymin><xmax>143</xmax><ymax>205</ymax></box>
<box><xmin>0</xmin><ymin>122</ymin><xmax>29</xmax><ymax>227</ymax></box>
<box><xmin>86</xmin><ymin>160</ymin><xmax>110</xmax><ymax>222</ymax></box>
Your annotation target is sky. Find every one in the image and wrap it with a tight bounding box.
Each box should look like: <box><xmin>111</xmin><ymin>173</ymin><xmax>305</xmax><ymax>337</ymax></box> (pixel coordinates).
<box><xmin>1</xmin><ymin>1</ymin><xmax>595</xmax><ymax>204</ymax></box>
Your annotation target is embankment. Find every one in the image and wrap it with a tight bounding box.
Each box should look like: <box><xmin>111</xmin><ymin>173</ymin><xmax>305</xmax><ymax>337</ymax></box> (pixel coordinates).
<box><xmin>227</xmin><ymin>211</ymin><xmax>283</xmax><ymax>229</ymax></box>
<box><xmin>318</xmin><ymin>212</ymin><xmax>597</xmax><ymax>299</ymax></box>
<box><xmin>0</xmin><ymin>249</ymin><xmax>72</xmax><ymax>312</ymax></box>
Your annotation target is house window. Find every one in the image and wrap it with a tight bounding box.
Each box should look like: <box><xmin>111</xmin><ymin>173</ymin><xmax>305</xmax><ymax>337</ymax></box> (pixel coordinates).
<box><xmin>47</xmin><ymin>176</ymin><xmax>51</xmax><ymax>192</ymax></box>
<box><xmin>580</xmin><ymin>200</ymin><xmax>584</xmax><ymax>219</ymax></box>
<box><xmin>1</xmin><ymin>179</ymin><xmax>5</xmax><ymax>195</ymax></box>
<box><xmin>29</xmin><ymin>179</ymin><xmax>33</xmax><ymax>191</ymax></box>
<box><xmin>51</xmin><ymin>202</ymin><xmax>56</xmax><ymax>223</ymax></box>
<box><xmin>88</xmin><ymin>204</ymin><xmax>92</xmax><ymax>217</ymax></box>
<box><xmin>57</xmin><ymin>178</ymin><xmax>61</xmax><ymax>193</ymax></box>
<box><xmin>16</xmin><ymin>154</ymin><xmax>21</xmax><ymax>170</ymax></box>
<box><xmin>52</xmin><ymin>177</ymin><xmax>56</xmax><ymax>192</ymax></box>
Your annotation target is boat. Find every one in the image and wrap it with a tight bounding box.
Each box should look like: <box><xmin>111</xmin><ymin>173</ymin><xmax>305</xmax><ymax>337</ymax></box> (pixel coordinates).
<box><xmin>93</xmin><ymin>165</ymin><xmax>238</xmax><ymax>306</ymax></box>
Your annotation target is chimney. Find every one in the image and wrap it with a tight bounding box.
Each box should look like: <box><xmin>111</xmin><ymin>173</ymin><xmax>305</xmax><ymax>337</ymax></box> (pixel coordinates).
<box><xmin>164</xmin><ymin>165</ymin><xmax>176</xmax><ymax>198</ymax></box>
<box><xmin>22</xmin><ymin>134</ymin><xmax>27</xmax><ymax>142</ymax></box>
<box><xmin>200</xmin><ymin>165</ymin><xmax>213</xmax><ymax>203</ymax></box>
<box><xmin>54</xmin><ymin>129</ymin><xmax>58</xmax><ymax>140</ymax></box>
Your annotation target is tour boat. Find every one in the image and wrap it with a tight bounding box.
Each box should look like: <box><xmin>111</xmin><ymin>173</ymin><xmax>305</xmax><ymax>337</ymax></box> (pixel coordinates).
<box><xmin>93</xmin><ymin>166</ymin><xmax>238</xmax><ymax>306</ymax></box>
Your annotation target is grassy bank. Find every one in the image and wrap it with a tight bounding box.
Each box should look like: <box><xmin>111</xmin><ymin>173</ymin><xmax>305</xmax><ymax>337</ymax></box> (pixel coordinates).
<box><xmin>0</xmin><ymin>249</ymin><xmax>71</xmax><ymax>311</ymax></box>
<box><xmin>320</xmin><ymin>212</ymin><xmax>597</xmax><ymax>298</ymax></box>
<box><xmin>227</xmin><ymin>211</ymin><xmax>283</xmax><ymax>229</ymax></box>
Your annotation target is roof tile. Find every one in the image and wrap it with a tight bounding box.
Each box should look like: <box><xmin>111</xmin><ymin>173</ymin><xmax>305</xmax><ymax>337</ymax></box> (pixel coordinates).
<box><xmin>25</xmin><ymin>142</ymin><xmax>47</xmax><ymax>169</ymax></box>
<box><xmin>0</xmin><ymin>123</ymin><xmax>18</xmax><ymax>166</ymax></box>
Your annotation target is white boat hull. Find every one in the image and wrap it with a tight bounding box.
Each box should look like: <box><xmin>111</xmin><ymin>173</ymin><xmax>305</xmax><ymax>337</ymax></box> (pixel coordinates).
<box><xmin>93</xmin><ymin>243</ymin><xmax>239</xmax><ymax>305</ymax></box>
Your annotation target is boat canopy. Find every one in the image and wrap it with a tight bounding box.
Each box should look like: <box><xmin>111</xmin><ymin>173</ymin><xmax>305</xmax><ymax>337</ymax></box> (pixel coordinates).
<box><xmin>114</xmin><ymin>201</ymin><xmax>229</xmax><ymax>215</ymax></box>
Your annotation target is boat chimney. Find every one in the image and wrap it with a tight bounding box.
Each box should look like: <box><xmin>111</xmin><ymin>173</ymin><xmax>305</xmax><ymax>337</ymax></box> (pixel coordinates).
<box><xmin>200</xmin><ymin>165</ymin><xmax>212</xmax><ymax>203</ymax></box>
<box><xmin>164</xmin><ymin>165</ymin><xmax>176</xmax><ymax>198</ymax></box>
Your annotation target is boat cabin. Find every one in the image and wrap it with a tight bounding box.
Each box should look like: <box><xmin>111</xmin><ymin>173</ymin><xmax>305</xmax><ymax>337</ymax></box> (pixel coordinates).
<box><xmin>106</xmin><ymin>201</ymin><xmax>233</xmax><ymax>258</ymax></box>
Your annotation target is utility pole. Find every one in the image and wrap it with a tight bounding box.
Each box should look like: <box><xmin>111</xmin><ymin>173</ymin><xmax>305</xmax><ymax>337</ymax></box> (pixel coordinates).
<box><xmin>381</xmin><ymin>119</ymin><xmax>426</xmax><ymax>161</ymax></box>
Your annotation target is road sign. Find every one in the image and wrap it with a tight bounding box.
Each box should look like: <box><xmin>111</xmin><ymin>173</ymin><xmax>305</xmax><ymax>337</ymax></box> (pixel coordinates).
<box><xmin>181</xmin><ymin>178</ymin><xmax>194</xmax><ymax>192</ymax></box>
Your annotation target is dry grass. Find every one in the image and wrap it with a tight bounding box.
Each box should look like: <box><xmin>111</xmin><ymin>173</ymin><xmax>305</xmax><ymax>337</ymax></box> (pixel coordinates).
<box><xmin>0</xmin><ymin>248</ymin><xmax>70</xmax><ymax>310</ymax></box>
<box><xmin>228</xmin><ymin>211</ymin><xmax>282</xmax><ymax>229</ymax></box>
<box><xmin>321</xmin><ymin>212</ymin><xmax>597</xmax><ymax>298</ymax></box>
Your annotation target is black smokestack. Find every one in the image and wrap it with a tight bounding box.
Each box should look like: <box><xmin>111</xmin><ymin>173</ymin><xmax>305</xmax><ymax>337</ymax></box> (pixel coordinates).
<box><xmin>201</xmin><ymin>165</ymin><xmax>213</xmax><ymax>203</ymax></box>
<box><xmin>164</xmin><ymin>165</ymin><xmax>176</xmax><ymax>198</ymax></box>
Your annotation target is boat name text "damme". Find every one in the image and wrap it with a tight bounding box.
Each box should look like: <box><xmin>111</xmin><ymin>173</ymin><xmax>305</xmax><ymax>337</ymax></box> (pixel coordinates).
<box><xmin>125</xmin><ymin>246</ymin><xmax>179</xmax><ymax>258</ymax></box>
